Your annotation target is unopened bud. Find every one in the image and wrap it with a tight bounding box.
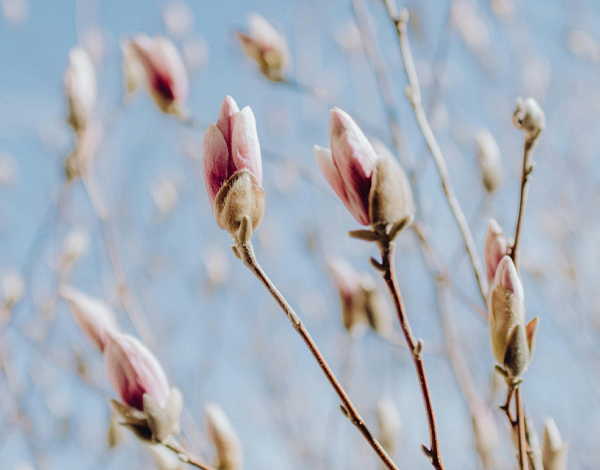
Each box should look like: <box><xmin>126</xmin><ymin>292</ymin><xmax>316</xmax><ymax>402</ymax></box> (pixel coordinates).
<box><xmin>476</xmin><ymin>129</ymin><xmax>503</xmax><ymax>194</ymax></box>
<box><xmin>62</xmin><ymin>227</ymin><xmax>90</xmax><ymax>266</ymax></box>
<box><xmin>512</xmin><ymin>97</ymin><xmax>546</xmax><ymax>142</ymax></box>
<box><xmin>205</xmin><ymin>403</ymin><xmax>243</xmax><ymax>470</ymax></box>
<box><xmin>237</xmin><ymin>13</ymin><xmax>291</xmax><ymax>82</ymax></box>
<box><xmin>2</xmin><ymin>270</ymin><xmax>24</xmax><ymax>308</ymax></box>
<box><xmin>377</xmin><ymin>398</ymin><xmax>401</xmax><ymax>456</ymax></box>
<box><xmin>543</xmin><ymin>417</ymin><xmax>568</xmax><ymax>470</ymax></box>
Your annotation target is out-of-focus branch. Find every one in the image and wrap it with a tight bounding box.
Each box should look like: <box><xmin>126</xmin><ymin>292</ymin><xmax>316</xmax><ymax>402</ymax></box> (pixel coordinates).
<box><xmin>235</xmin><ymin>240</ymin><xmax>399</xmax><ymax>470</ymax></box>
<box><xmin>164</xmin><ymin>439</ymin><xmax>217</xmax><ymax>470</ymax></box>
<box><xmin>351</xmin><ymin>0</ymin><xmax>412</xmax><ymax>171</ymax></box>
<box><xmin>383</xmin><ymin>1</ymin><xmax>488</xmax><ymax>304</ymax></box>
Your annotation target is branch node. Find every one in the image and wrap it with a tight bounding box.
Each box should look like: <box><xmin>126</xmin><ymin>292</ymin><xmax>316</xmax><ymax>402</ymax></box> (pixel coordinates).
<box><xmin>370</xmin><ymin>257</ymin><xmax>385</xmax><ymax>272</ymax></box>
<box><xmin>421</xmin><ymin>443</ymin><xmax>433</xmax><ymax>459</ymax></box>
<box><xmin>413</xmin><ymin>338</ymin><xmax>424</xmax><ymax>359</ymax></box>
<box><xmin>339</xmin><ymin>404</ymin><xmax>349</xmax><ymax>418</ymax></box>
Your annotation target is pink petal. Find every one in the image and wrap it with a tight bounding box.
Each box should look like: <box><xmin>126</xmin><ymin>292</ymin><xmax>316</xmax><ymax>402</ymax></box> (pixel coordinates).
<box><xmin>156</xmin><ymin>37</ymin><xmax>188</xmax><ymax>106</ymax></box>
<box><xmin>216</xmin><ymin>95</ymin><xmax>240</xmax><ymax>146</ymax></box>
<box><xmin>202</xmin><ymin>124</ymin><xmax>230</xmax><ymax>211</ymax></box>
<box><xmin>484</xmin><ymin>219</ymin><xmax>509</xmax><ymax>282</ymax></box>
<box><xmin>329</xmin><ymin>108</ymin><xmax>377</xmax><ymax>225</ymax></box>
<box><xmin>495</xmin><ymin>256</ymin><xmax>524</xmax><ymax>310</ymax></box>
<box><xmin>60</xmin><ymin>286</ymin><xmax>119</xmax><ymax>352</ymax></box>
<box><xmin>104</xmin><ymin>332</ymin><xmax>170</xmax><ymax>410</ymax></box>
<box><xmin>314</xmin><ymin>145</ymin><xmax>356</xmax><ymax>218</ymax></box>
<box><xmin>231</xmin><ymin>106</ymin><xmax>262</xmax><ymax>184</ymax></box>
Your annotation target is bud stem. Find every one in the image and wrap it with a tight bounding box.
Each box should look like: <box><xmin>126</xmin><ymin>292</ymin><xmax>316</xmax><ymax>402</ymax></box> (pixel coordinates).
<box><xmin>235</xmin><ymin>240</ymin><xmax>399</xmax><ymax>470</ymax></box>
<box><xmin>377</xmin><ymin>239</ymin><xmax>445</xmax><ymax>470</ymax></box>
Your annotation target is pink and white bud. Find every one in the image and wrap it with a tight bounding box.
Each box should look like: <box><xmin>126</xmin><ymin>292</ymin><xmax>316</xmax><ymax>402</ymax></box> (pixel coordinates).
<box><xmin>202</xmin><ymin>96</ymin><xmax>264</xmax><ymax>238</ymax></box>
<box><xmin>484</xmin><ymin>219</ymin><xmax>509</xmax><ymax>283</ymax></box>
<box><xmin>60</xmin><ymin>286</ymin><xmax>120</xmax><ymax>352</ymax></box>
<box><xmin>205</xmin><ymin>403</ymin><xmax>243</xmax><ymax>470</ymax></box>
<box><xmin>64</xmin><ymin>46</ymin><xmax>97</xmax><ymax>133</ymax></box>
<box><xmin>328</xmin><ymin>259</ymin><xmax>364</xmax><ymax>333</ymax></box>
<box><xmin>237</xmin><ymin>13</ymin><xmax>291</xmax><ymax>82</ymax></box>
<box><xmin>488</xmin><ymin>256</ymin><xmax>538</xmax><ymax>379</ymax></box>
<box><xmin>316</xmin><ymin>108</ymin><xmax>413</xmax><ymax>231</ymax></box>
<box><xmin>124</xmin><ymin>35</ymin><xmax>188</xmax><ymax>117</ymax></box>
<box><xmin>104</xmin><ymin>331</ymin><xmax>170</xmax><ymax>411</ymax></box>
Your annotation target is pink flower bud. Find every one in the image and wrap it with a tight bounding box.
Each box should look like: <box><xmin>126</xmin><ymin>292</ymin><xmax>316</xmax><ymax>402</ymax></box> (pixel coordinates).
<box><xmin>203</xmin><ymin>96</ymin><xmax>264</xmax><ymax>238</ymax></box>
<box><xmin>60</xmin><ymin>286</ymin><xmax>120</xmax><ymax>352</ymax></box>
<box><xmin>484</xmin><ymin>219</ymin><xmax>509</xmax><ymax>283</ymax></box>
<box><xmin>237</xmin><ymin>13</ymin><xmax>291</xmax><ymax>82</ymax></box>
<box><xmin>64</xmin><ymin>46</ymin><xmax>97</xmax><ymax>133</ymax></box>
<box><xmin>316</xmin><ymin>108</ymin><xmax>413</xmax><ymax>231</ymax></box>
<box><xmin>488</xmin><ymin>256</ymin><xmax>538</xmax><ymax>379</ymax></box>
<box><xmin>125</xmin><ymin>35</ymin><xmax>188</xmax><ymax>117</ymax></box>
<box><xmin>104</xmin><ymin>332</ymin><xmax>170</xmax><ymax>411</ymax></box>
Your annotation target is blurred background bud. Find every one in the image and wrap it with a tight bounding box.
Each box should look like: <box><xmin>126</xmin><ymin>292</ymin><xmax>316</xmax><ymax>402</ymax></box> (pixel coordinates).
<box><xmin>476</xmin><ymin>129</ymin><xmax>503</xmax><ymax>194</ymax></box>
<box><xmin>205</xmin><ymin>403</ymin><xmax>243</xmax><ymax>470</ymax></box>
<box><xmin>377</xmin><ymin>397</ymin><xmax>401</xmax><ymax>457</ymax></box>
<box><xmin>2</xmin><ymin>269</ymin><xmax>24</xmax><ymax>308</ymax></box>
<box><xmin>543</xmin><ymin>417</ymin><xmax>568</xmax><ymax>470</ymax></box>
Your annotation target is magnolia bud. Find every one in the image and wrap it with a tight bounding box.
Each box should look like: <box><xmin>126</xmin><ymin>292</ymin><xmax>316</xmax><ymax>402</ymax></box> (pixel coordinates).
<box><xmin>2</xmin><ymin>269</ymin><xmax>24</xmax><ymax>308</ymax></box>
<box><xmin>123</xmin><ymin>35</ymin><xmax>188</xmax><ymax>117</ymax></box>
<box><xmin>543</xmin><ymin>418</ymin><xmax>568</xmax><ymax>470</ymax></box>
<box><xmin>237</xmin><ymin>13</ymin><xmax>291</xmax><ymax>82</ymax></box>
<box><xmin>203</xmin><ymin>97</ymin><xmax>264</xmax><ymax>241</ymax></box>
<box><xmin>327</xmin><ymin>259</ymin><xmax>365</xmax><ymax>334</ymax></box>
<box><xmin>484</xmin><ymin>219</ymin><xmax>509</xmax><ymax>283</ymax></box>
<box><xmin>361</xmin><ymin>274</ymin><xmax>392</xmax><ymax>337</ymax></box>
<box><xmin>104</xmin><ymin>332</ymin><xmax>170</xmax><ymax>411</ymax></box>
<box><xmin>316</xmin><ymin>108</ymin><xmax>413</xmax><ymax>233</ymax></box>
<box><xmin>512</xmin><ymin>97</ymin><xmax>546</xmax><ymax>142</ymax></box>
<box><xmin>59</xmin><ymin>286</ymin><xmax>120</xmax><ymax>352</ymax></box>
<box><xmin>62</xmin><ymin>227</ymin><xmax>90</xmax><ymax>266</ymax></box>
<box><xmin>488</xmin><ymin>256</ymin><xmax>539</xmax><ymax>379</ymax></box>
<box><xmin>476</xmin><ymin>129</ymin><xmax>503</xmax><ymax>194</ymax></box>
<box><xmin>205</xmin><ymin>403</ymin><xmax>243</xmax><ymax>470</ymax></box>
<box><xmin>64</xmin><ymin>46</ymin><xmax>97</xmax><ymax>134</ymax></box>
<box><xmin>377</xmin><ymin>398</ymin><xmax>401</xmax><ymax>456</ymax></box>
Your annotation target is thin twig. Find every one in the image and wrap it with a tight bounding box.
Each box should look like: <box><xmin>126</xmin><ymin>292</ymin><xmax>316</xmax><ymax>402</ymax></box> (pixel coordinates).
<box><xmin>376</xmin><ymin>239</ymin><xmax>444</xmax><ymax>470</ymax></box>
<box><xmin>383</xmin><ymin>1</ymin><xmax>488</xmax><ymax>304</ymax></box>
<box><xmin>164</xmin><ymin>439</ymin><xmax>217</xmax><ymax>470</ymax></box>
<box><xmin>515</xmin><ymin>387</ymin><xmax>529</xmax><ymax>470</ymax></box>
<box><xmin>235</xmin><ymin>240</ymin><xmax>399</xmax><ymax>470</ymax></box>
<box><xmin>511</xmin><ymin>138</ymin><xmax>536</xmax><ymax>271</ymax></box>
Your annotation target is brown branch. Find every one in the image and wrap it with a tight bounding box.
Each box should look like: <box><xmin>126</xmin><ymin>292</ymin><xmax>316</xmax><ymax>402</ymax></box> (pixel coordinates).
<box><xmin>376</xmin><ymin>239</ymin><xmax>444</xmax><ymax>470</ymax></box>
<box><xmin>383</xmin><ymin>1</ymin><xmax>488</xmax><ymax>304</ymax></box>
<box><xmin>515</xmin><ymin>387</ymin><xmax>529</xmax><ymax>470</ymax></box>
<box><xmin>165</xmin><ymin>439</ymin><xmax>217</xmax><ymax>470</ymax></box>
<box><xmin>511</xmin><ymin>137</ymin><xmax>536</xmax><ymax>271</ymax></box>
<box><xmin>235</xmin><ymin>240</ymin><xmax>399</xmax><ymax>470</ymax></box>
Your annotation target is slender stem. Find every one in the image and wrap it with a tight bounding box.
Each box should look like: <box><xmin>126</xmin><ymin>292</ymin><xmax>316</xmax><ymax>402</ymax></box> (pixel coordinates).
<box><xmin>383</xmin><ymin>0</ymin><xmax>488</xmax><ymax>304</ymax></box>
<box><xmin>236</xmin><ymin>240</ymin><xmax>399</xmax><ymax>470</ymax></box>
<box><xmin>378</xmin><ymin>240</ymin><xmax>444</xmax><ymax>470</ymax></box>
<box><xmin>515</xmin><ymin>387</ymin><xmax>529</xmax><ymax>470</ymax></box>
<box><xmin>165</xmin><ymin>440</ymin><xmax>217</xmax><ymax>470</ymax></box>
<box><xmin>511</xmin><ymin>137</ymin><xmax>537</xmax><ymax>271</ymax></box>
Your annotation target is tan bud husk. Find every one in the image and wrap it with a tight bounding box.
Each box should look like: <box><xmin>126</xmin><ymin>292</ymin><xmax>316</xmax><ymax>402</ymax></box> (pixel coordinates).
<box><xmin>111</xmin><ymin>388</ymin><xmax>182</xmax><ymax>444</ymax></box>
<box><xmin>361</xmin><ymin>275</ymin><xmax>392</xmax><ymax>337</ymax></box>
<box><xmin>214</xmin><ymin>169</ymin><xmax>265</xmax><ymax>240</ymax></box>
<box><xmin>476</xmin><ymin>128</ymin><xmax>503</xmax><ymax>194</ymax></box>
<box><xmin>148</xmin><ymin>443</ymin><xmax>185</xmax><ymax>470</ymax></box>
<box><xmin>368</xmin><ymin>153</ymin><xmax>414</xmax><ymax>235</ymax></box>
<box><xmin>377</xmin><ymin>398</ymin><xmax>401</xmax><ymax>456</ymax></box>
<box><xmin>543</xmin><ymin>418</ymin><xmax>568</xmax><ymax>470</ymax></box>
<box><xmin>489</xmin><ymin>283</ymin><xmax>534</xmax><ymax>380</ymax></box>
<box><xmin>108</xmin><ymin>410</ymin><xmax>124</xmax><ymax>448</ymax></box>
